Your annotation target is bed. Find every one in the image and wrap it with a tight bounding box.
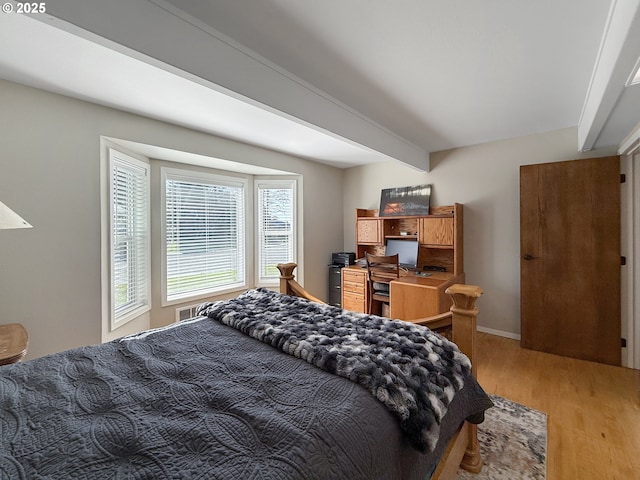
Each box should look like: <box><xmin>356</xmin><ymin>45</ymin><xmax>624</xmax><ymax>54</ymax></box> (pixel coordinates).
<box><xmin>0</xmin><ymin>263</ymin><xmax>492</xmax><ymax>479</ymax></box>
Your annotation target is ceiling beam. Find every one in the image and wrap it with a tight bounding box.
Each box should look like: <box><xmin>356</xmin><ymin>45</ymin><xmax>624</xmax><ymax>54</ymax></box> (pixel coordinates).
<box><xmin>35</xmin><ymin>0</ymin><xmax>429</xmax><ymax>171</ymax></box>
<box><xmin>578</xmin><ymin>0</ymin><xmax>640</xmax><ymax>151</ymax></box>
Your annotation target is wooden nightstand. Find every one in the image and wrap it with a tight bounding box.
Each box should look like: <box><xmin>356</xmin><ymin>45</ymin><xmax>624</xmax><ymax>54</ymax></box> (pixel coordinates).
<box><xmin>0</xmin><ymin>323</ymin><xmax>29</xmax><ymax>365</ymax></box>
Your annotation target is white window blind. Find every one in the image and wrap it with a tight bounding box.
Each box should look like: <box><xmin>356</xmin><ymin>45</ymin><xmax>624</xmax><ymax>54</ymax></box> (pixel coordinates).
<box><xmin>164</xmin><ymin>171</ymin><xmax>246</xmax><ymax>301</ymax></box>
<box><xmin>257</xmin><ymin>181</ymin><xmax>295</xmax><ymax>283</ymax></box>
<box><xmin>109</xmin><ymin>150</ymin><xmax>150</xmax><ymax>325</ymax></box>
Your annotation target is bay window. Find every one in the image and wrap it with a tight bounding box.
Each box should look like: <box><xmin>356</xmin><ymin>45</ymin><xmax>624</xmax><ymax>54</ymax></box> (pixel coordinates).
<box><xmin>162</xmin><ymin>169</ymin><xmax>247</xmax><ymax>303</ymax></box>
<box><xmin>108</xmin><ymin>149</ymin><xmax>150</xmax><ymax>328</ymax></box>
<box><xmin>256</xmin><ymin>180</ymin><xmax>296</xmax><ymax>284</ymax></box>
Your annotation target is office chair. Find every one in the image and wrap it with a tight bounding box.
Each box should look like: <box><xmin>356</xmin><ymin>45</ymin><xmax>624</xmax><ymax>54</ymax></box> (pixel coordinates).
<box><xmin>365</xmin><ymin>252</ymin><xmax>399</xmax><ymax>316</ymax></box>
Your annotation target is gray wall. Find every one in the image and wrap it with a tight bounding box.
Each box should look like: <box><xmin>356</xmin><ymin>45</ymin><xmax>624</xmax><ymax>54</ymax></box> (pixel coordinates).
<box><xmin>0</xmin><ymin>77</ymin><xmax>623</xmax><ymax>360</ymax></box>
<box><xmin>0</xmin><ymin>79</ymin><xmax>344</xmax><ymax>359</ymax></box>
<box><xmin>343</xmin><ymin>128</ymin><xmax>617</xmax><ymax>337</ymax></box>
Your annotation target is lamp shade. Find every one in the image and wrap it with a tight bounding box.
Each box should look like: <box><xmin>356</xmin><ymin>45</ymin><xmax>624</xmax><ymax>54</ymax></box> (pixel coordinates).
<box><xmin>0</xmin><ymin>200</ymin><xmax>32</xmax><ymax>230</ymax></box>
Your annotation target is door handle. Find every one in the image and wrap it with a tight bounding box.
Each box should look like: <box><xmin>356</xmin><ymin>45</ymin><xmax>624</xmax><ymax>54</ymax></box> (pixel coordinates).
<box><xmin>523</xmin><ymin>254</ymin><xmax>537</xmax><ymax>261</ymax></box>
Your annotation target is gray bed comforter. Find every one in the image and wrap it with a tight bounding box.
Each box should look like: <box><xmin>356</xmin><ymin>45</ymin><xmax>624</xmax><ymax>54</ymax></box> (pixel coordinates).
<box><xmin>198</xmin><ymin>288</ymin><xmax>484</xmax><ymax>453</ymax></box>
<box><xmin>0</xmin><ymin>290</ymin><xmax>492</xmax><ymax>480</ymax></box>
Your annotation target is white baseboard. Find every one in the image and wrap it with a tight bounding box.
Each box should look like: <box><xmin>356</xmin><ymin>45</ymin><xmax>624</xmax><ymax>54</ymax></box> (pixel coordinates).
<box><xmin>477</xmin><ymin>326</ymin><xmax>521</xmax><ymax>341</ymax></box>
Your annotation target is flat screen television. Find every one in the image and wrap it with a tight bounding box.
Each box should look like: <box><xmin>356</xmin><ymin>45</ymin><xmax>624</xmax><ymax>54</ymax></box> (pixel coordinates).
<box><xmin>385</xmin><ymin>239</ymin><xmax>419</xmax><ymax>269</ymax></box>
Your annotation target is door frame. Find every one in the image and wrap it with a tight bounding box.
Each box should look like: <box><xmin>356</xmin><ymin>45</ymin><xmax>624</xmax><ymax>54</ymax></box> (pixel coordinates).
<box><xmin>619</xmin><ymin>126</ymin><xmax>640</xmax><ymax>369</ymax></box>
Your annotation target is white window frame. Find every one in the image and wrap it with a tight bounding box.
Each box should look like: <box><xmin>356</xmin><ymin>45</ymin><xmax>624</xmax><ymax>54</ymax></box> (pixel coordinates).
<box><xmin>161</xmin><ymin>167</ymin><xmax>249</xmax><ymax>305</ymax></box>
<box><xmin>255</xmin><ymin>178</ymin><xmax>297</xmax><ymax>286</ymax></box>
<box><xmin>108</xmin><ymin>148</ymin><xmax>151</xmax><ymax>330</ymax></box>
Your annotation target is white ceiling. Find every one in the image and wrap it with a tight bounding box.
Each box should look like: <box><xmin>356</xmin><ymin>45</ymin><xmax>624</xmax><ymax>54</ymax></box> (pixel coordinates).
<box><xmin>1</xmin><ymin>0</ymin><xmax>639</xmax><ymax>169</ymax></box>
<box><xmin>0</xmin><ymin>11</ymin><xmax>395</xmax><ymax>169</ymax></box>
<box><xmin>172</xmin><ymin>0</ymin><xmax>609</xmax><ymax>150</ymax></box>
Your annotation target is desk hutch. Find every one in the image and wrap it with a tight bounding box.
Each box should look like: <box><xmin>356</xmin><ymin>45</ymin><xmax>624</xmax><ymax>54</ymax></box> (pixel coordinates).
<box><xmin>342</xmin><ymin>204</ymin><xmax>464</xmax><ymax>321</ymax></box>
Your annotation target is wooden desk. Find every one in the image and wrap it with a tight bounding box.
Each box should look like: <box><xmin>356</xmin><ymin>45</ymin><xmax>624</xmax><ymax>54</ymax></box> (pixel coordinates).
<box><xmin>341</xmin><ymin>265</ymin><xmax>464</xmax><ymax>321</ymax></box>
<box><xmin>0</xmin><ymin>323</ymin><xmax>29</xmax><ymax>365</ymax></box>
<box><xmin>390</xmin><ymin>272</ymin><xmax>465</xmax><ymax>321</ymax></box>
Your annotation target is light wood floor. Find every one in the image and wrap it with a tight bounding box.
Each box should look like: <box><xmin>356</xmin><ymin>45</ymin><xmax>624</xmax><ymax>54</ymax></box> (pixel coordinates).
<box><xmin>476</xmin><ymin>333</ymin><xmax>640</xmax><ymax>480</ymax></box>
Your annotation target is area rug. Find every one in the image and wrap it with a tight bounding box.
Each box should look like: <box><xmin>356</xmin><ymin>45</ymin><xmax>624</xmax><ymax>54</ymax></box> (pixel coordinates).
<box><xmin>456</xmin><ymin>395</ymin><xmax>547</xmax><ymax>480</ymax></box>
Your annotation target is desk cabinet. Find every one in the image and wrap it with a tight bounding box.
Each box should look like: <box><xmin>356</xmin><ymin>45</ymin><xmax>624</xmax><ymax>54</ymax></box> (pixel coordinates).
<box><xmin>356</xmin><ymin>218</ymin><xmax>382</xmax><ymax>244</ymax></box>
<box><xmin>419</xmin><ymin>217</ymin><xmax>454</xmax><ymax>246</ymax></box>
<box><xmin>341</xmin><ymin>267</ymin><xmax>368</xmax><ymax>313</ymax></box>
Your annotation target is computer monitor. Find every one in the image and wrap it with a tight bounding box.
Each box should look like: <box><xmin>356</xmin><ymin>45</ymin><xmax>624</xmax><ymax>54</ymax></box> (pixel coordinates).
<box><xmin>385</xmin><ymin>239</ymin><xmax>419</xmax><ymax>269</ymax></box>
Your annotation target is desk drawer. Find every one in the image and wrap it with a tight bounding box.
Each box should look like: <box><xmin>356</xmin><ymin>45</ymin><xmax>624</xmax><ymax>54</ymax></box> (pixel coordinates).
<box><xmin>342</xmin><ymin>269</ymin><xmax>366</xmax><ymax>296</ymax></box>
<box><xmin>342</xmin><ymin>268</ymin><xmax>365</xmax><ymax>281</ymax></box>
<box><xmin>342</xmin><ymin>279</ymin><xmax>365</xmax><ymax>295</ymax></box>
<box><xmin>342</xmin><ymin>292</ymin><xmax>366</xmax><ymax>313</ymax></box>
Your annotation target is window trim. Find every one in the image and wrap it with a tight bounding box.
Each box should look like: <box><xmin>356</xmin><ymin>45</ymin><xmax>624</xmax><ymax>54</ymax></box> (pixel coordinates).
<box><xmin>107</xmin><ymin>148</ymin><xmax>151</xmax><ymax>330</ymax></box>
<box><xmin>161</xmin><ymin>167</ymin><xmax>250</xmax><ymax>306</ymax></box>
<box><xmin>255</xmin><ymin>178</ymin><xmax>297</xmax><ymax>286</ymax></box>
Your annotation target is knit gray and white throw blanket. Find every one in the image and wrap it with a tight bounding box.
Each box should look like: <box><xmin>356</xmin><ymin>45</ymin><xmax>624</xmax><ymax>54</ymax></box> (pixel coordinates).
<box><xmin>198</xmin><ymin>288</ymin><xmax>472</xmax><ymax>453</ymax></box>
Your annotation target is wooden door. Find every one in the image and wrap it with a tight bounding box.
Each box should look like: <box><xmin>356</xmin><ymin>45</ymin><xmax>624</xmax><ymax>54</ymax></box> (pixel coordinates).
<box><xmin>520</xmin><ymin>156</ymin><xmax>621</xmax><ymax>365</ymax></box>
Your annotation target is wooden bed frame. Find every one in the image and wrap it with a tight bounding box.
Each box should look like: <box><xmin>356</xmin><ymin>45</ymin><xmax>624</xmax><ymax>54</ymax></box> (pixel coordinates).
<box><xmin>277</xmin><ymin>263</ymin><xmax>483</xmax><ymax>480</ymax></box>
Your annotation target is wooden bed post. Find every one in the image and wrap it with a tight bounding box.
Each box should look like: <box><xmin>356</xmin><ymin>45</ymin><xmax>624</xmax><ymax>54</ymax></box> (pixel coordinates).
<box><xmin>277</xmin><ymin>262</ymin><xmax>297</xmax><ymax>296</ymax></box>
<box><xmin>446</xmin><ymin>283</ymin><xmax>483</xmax><ymax>474</ymax></box>
<box><xmin>276</xmin><ymin>263</ymin><xmax>325</xmax><ymax>304</ymax></box>
<box><xmin>447</xmin><ymin>284</ymin><xmax>482</xmax><ymax>376</ymax></box>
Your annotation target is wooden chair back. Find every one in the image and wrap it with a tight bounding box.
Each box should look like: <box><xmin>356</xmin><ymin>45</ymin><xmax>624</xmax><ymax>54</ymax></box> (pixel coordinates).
<box><xmin>365</xmin><ymin>253</ymin><xmax>399</xmax><ymax>314</ymax></box>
